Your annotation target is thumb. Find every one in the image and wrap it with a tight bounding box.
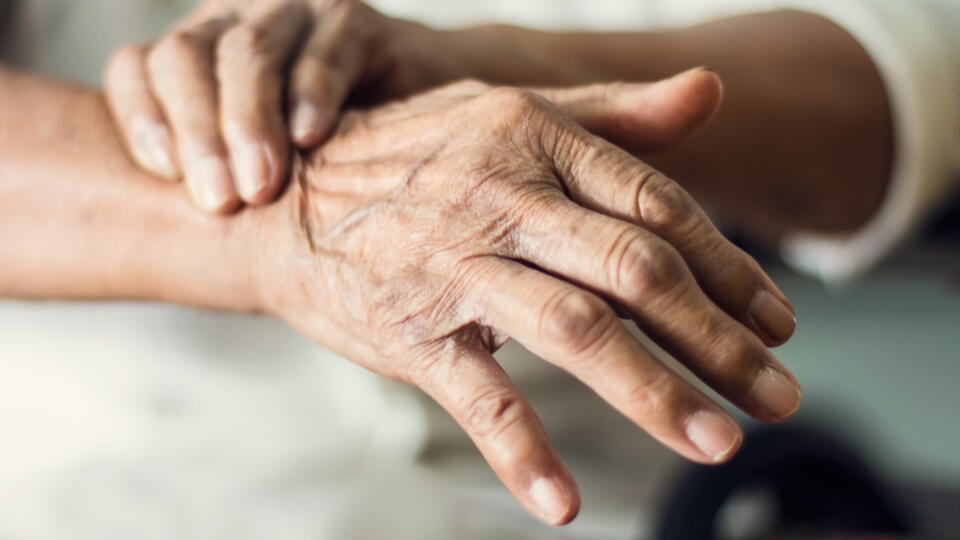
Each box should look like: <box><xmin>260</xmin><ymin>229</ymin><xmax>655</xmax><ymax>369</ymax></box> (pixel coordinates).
<box><xmin>534</xmin><ymin>67</ymin><xmax>724</xmax><ymax>154</ymax></box>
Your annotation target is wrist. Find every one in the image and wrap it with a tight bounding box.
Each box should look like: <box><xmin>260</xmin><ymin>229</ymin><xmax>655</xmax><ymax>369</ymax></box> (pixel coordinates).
<box><xmin>436</xmin><ymin>25</ymin><xmax>564</xmax><ymax>86</ymax></box>
<box><xmin>383</xmin><ymin>18</ymin><xmax>473</xmax><ymax>92</ymax></box>
<box><xmin>437</xmin><ymin>25</ymin><xmax>688</xmax><ymax>88</ymax></box>
<box><xmin>133</xmin><ymin>185</ymin><xmax>269</xmax><ymax>314</ymax></box>
<box><xmin>243</xmin><ymin>152</ymin><xmax>332</xmax><ymax>323</ymax></box>
<box><xmin>428</xmin><ymin>25</ymin><xmax>612</xmax><ymax>87</ymax></box>
<box><xmin>386</xmin><ymin>20</ymin><xmax>554</xmax><ymax>90</ymax></box>
<box><xmin>386</xmin><ymin>19</ymin><xmax>622</xmax><ymax>92</ymax></box>
<box><xmin>213</xmin><ymin>210</ymin><xmax>271</xmax><ymax>314</ymax></box>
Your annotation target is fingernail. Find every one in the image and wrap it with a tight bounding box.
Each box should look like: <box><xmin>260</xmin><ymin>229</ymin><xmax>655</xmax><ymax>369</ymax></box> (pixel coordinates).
<box><xmin>529</xmin><ymin>477</ymin><xmax>571</xmax><ymax>525</ymax></box>
<box><xmin>188</xmin><ymin>156</ymin><xmax>235</xmax><ymax>212</ymax></box>
<box><xmin>291</xmin><ymin>102</ymin><xmax>326</xmax><ymax>144</ymax></box>
<box><xmin>752</xmin><ymin>368</ymin><xmax>802</xmax><ymax>420</ymax></box>
<box><xmin>131</xmin><ymin>117</ymin><xmax>177</xmax><ymax>178</ymax></box>
<box><xmin>671</xmin><ymin>67</ymin><xmax>710</xmax><ymax>80</ymax></box>
<box><xmin>749</xmin><ymin>290</ymin><xmax>796</xmax><ymax>342</ymax></box>
<box><xmin>686</xmin><ymin>410</ymin><xmax>741</xmax><ymax>462</ymax></box>
<box><xmin>234</xmin><ymin>142</ymin><xmax>273</xmax><ymax>200</ymax></box>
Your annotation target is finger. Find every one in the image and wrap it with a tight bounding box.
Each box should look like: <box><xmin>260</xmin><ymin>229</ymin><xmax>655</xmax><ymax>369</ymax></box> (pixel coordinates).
<box><xmin>147</xmin><ymin>17</ymin><xmax>239</xmax><ymax>214</ymax></box>
<box><xmin>104</xmin><ymin>44</ymin><xmax>179</xmax><ymax>180</ymax></box>
<box><xmin>217</xmin><ymin>3</ymin><xmax>310</xmax><ymax>204</ymax></box>
<box><xmin>512</xmin><ymin>194</ymin><xmax>800</xmax><ymax>422</ymax></box>
<box><xmin>329</xmin><ymin>71</ymin><xmax>721</xmax><ymax>163</ymax></box>
<box><xmin>470</xmin><ymin>258</ymin><xmax>744</xmax><ymax>465</ymax></box>
<box><xmin>551</xmin><ymin>126</ymin><xmax>797</xmax><ymax>346</ymax></box>
<box><xmin>288</xmin><ymin>1</ymin><xmax>374</xmax><ymax>147</ymax></box>
<box><xmin>533</xmin><ymin>68</ymin><xmax>724</xmax><ymax>154</ymax></box>
<box><xmin>411</xmin><ymin>341</ymin><xmax>579</xmax><ymax>526</ymax></box>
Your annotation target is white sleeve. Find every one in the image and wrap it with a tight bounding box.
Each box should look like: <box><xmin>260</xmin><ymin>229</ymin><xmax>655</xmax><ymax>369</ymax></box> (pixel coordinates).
<box><xmin>775</xmin><ymin>0</ymin><xmax>960</xmax><ymax>283</ymax></box>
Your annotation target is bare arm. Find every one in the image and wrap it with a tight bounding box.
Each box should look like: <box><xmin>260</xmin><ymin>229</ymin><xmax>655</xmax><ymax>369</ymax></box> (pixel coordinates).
<box><xmin>0</xmin><ymin>66</ymin><xmax>261</xmax><ymax>310</ymax></box>
<box><xmin>0</xmin><ymin>64</ymin><xmax>802</xmax><ymax>525</ymax></box>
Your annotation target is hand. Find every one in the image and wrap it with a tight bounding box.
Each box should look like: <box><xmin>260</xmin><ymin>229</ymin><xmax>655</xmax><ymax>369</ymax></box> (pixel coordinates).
<box><xmin>253</xmin><ymin>72</ymin><xmax>801</xmax><ymax>525</ymax></box>
<box><xmin>104</xmin><ymin>0</ymin><xmax>439</xmax><ymax>213</ymax></box>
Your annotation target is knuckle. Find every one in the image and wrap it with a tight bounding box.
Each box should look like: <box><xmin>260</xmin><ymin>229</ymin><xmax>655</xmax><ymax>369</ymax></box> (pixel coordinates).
<box><xmin>636</xmin><ymin>174</ymin><xmax>699</xmax><ymax>231</ymax></box>
<box><xmin>539</xmin><ymin>290</ymin><xmax>615</xmax><ymax>356</ymax></box>
<box><xmin>601</xmin><ymin>81</ymin><xmax>628</xmax><ymax>101</ymax></box>
<box><xmin>614</xmin><ymin>236</ymin><xmax>687</xmax><ymax>299</ymax></box>
<box><xmin>476</xmin><ymin>87</ymin><xmax>573</xmax><ymax>162</ymax></box>
<box><xmin>462</xmin><ymin>387</ymin><xmax>526</xmax><ymax>440</ymax></box>
<box><xmin>106</xmin><ymin>45</ymin><xmax>143</xmax><ymax>75</ymax></box>
<box><xmin>713</xmin><ymin>334</ymin><xmax>763</xmax><ymax>378</ymax></box>
<box><xmin>104</xmin><ymin>46</ymin><xmax>146</xmax><ymax>92</ymax></box>
<box><xmin>445</xmin><ymin>78</ymin><xmax>490</xmax><ymax>95</ymax></box>
<box><xmin>480</xmin><ymin>87</ymin><xmax>549</xmax><ymax>123</ymax></box>
<box><xmin>402</xmin><ymin>351</ymin><xmax>443</xmax><ymax>387</ymax></box>
<box><xmin>217</xmin><ymin>24</ymin><xmax>269</xmax><ymax>62</ymax></box>
<box><xmin>149</xmin><ymin>32</ymin><xmax>205</xmax><ymax>72</ymax></box>
<box><xmin>627</xmin><ymin>369</ymin><xmax>684</xmax><ymax>421</ymax></box>
<box><xmin>323</xmin><ymin>0</ymin><xmax>357</xmax><ymax>17</ymax></box>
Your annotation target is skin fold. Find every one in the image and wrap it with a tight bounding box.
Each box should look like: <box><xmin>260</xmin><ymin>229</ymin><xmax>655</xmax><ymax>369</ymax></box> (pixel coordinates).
<box><xmin>0</xmin><ymin>67</ymin><xmax>799</xmax><ymax>525</ymax></box>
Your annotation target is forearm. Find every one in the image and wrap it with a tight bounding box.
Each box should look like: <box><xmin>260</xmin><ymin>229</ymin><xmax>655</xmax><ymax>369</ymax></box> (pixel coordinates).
<box><xmin>442</xmin><ymin>10</ymin><xmax>894</xmax><ymax>239</ymax></box>
<box><xmin>0</xmin><ymin>67</ymin><xmax>262</xmax><ymax>311</ymax></box>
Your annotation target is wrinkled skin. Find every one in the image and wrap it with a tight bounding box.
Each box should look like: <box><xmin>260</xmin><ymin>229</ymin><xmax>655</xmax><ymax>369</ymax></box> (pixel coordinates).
<box><xmin>250</xmin><ymin>76</ymin><xmax>801</xmax><ymax>525</ymax></box>
<box><xmin>104</xmin><ymin>0</ymin><xmax>435</xmax><ymax>212</ymax></box>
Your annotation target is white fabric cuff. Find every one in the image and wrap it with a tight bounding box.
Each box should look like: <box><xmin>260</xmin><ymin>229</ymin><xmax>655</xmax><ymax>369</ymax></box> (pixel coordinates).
<box><xmin>778</xmin><ymin>0</ymin><xmax>960</xmax><ymax>284</ymax></box>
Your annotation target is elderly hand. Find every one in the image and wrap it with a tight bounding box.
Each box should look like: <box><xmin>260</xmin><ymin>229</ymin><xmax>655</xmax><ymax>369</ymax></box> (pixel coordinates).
<box><xmin>250</xmin><ymin>72</ymin><xmax>800</xmax><ymax>525</ymax></box>
<box><xmin>104</xmin><ymin>0</ymin><xmax>447</xmax><ymax>213</ymax></box>
<box><xmin>103</xmin><ymin>0</ymin><xmax>718</xmax><ymax>216</ymax></box>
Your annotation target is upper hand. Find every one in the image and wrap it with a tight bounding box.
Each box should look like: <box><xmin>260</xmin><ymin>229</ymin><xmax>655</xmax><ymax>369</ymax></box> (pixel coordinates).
<box><xmin>253</xmin><ymin>72</ymin><xmax>801</xmax><ymax>526</ymax></box>
<box><xmin>104</xmin><ymin>0</ymin><xmax>434</xmax><ymax>213</ymax></box>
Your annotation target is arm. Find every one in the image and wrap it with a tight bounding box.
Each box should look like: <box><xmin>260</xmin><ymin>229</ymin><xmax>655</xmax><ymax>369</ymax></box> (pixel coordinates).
<box><xmin>0</xmin><ymin>66</ymin><xmax>261</xmax><ymax>310</ymax></box>
<box><xmin>0</xmin><ymin>65</ymin><xmax>801</xmax><ymax>525</ymax></box>
<box><xmin>104</xmin><ymin>4</ymin><xmax>892</xmax><ymax>243</ymax></box>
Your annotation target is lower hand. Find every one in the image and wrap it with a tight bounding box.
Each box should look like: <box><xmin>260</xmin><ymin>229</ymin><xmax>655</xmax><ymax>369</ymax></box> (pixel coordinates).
<box><xmin>252</xmin><ymin>72</ymin><xmax>801</xmax><ymax>525</ymax></box>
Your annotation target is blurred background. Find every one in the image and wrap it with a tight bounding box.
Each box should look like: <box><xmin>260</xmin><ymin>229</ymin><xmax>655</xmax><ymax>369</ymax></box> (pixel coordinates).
<box><xmin>1</xmin><ymin>1</ymin><xmax>959</xmax><ymax>538</ymax></box>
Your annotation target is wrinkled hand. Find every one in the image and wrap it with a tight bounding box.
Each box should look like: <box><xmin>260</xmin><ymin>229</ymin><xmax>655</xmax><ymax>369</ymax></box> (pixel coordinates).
<box><xmin>104</xmin><ymin>0</ymin><xmax>437</xmax><ymax>213</ymax></box>
<box><xmin>254</xmin><ymin>72</ymin><xmax>801</xmax><ymax>525</ymax></box>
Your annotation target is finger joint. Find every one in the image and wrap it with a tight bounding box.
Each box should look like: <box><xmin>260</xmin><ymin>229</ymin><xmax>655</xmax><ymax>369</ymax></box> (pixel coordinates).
<box><xmin>539</xmin><ymin>290</ymin><xmax>616</xmax><ymax>357</ymax></box>
<box><xmin>612</xmin><ymin>235</ymin><xmax>687</xmax><ymax>301</ymax></box>
<box><xmin>149</xmin><ymin>32</ymin><xmax>208</xmax><ymax>74</ymax></box>
<box><xmin>636</xmin><ymin>174</ymin><xmax>699</xmax><ymax>235</ymax></box>
<box><xmin>462</xmin><ymin>387</ymin><xmax>527</xmax><ymax>440</ymax></box>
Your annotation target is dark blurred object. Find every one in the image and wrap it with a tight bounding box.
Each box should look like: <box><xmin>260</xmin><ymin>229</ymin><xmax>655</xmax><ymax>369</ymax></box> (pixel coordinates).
<box><xmin>927</xmin><ymin>178</ymin><xmax>960</xmax><ymax>241</ymax></box>
<box><xmin>0</xmin><ymin>0</ymin><xmax>12</xmax><ymax>22</ymax></box>
<box><xmin>0</xmin><ymin>0</ymin><xmax>18</xmax><ymax>62</ymax></box>
<box><xmin>651</xmin><ymin>424</ymin><xmax>912</xmax><ymax>540</ymax></box>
